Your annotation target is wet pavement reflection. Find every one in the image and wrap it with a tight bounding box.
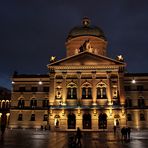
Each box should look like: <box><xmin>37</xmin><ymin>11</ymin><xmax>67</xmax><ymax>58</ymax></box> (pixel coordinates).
<box><xmin>0</xmin><ymin>129</ymin><xmax>148</xmax><ymax>148</ymax></box>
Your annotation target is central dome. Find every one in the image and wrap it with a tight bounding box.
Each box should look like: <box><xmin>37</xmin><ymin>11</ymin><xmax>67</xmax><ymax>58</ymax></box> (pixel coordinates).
<box><xmin>67</xmin><ymin>17</ymin><xmax>107</xmax><ymax>41</ymax></box>
<box><xmin>65</xmin><ymin>17</ymin><xmax>108</xmax><ymax>57</ymax></box>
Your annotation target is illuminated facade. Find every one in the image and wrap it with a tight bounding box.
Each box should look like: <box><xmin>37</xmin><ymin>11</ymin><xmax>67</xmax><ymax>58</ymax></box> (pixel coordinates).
<box><xmin>9</xmin><ymin>18</ymin><xmax>148</xmax><ymax>131</ymax></box>
<box><xmin>0</xmin><ymin>88</ymin><xmax>11</xmax><ymax>127</ymax></box>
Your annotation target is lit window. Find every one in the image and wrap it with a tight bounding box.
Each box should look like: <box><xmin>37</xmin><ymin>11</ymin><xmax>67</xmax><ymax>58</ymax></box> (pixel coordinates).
<box><xmin>97</xmin><ymin>82</ymin><xmax>107</xmax><ymax>99</ymax></box>
<box><xmin>67</xmin><ymin>82</ymin><xmax>77</xmax><ymax>99</ymax></box>
<box><xmin>81</xmin><ymin>82</ymin><xmax>92</xmax><ymax>99</ymax></box>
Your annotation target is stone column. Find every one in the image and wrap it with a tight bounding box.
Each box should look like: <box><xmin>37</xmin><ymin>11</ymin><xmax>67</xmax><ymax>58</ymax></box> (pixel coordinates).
<box><xmin>49</xmin><ymin>70</ymin><xmax>55</xmax><ymax>106</ymax></box>
<box><xmin>118</xmin><ymin>73</ymin><xmax>126</xmax><ymax>106</ymax></box>
<box><xmin>77</xmin><ymin>72</ymin><xmax>81</xmax><ymax>105</ymax></box>
<box><xmin>62</xmin><ymin>72</ymin><xmax>67</xmax><ymax>106</ymax></box>
<box><xmin>106</xmin><ymin>72</ymin><xmax>112</xmax><ymax>105</ymax></box>
<box><xmin>92</xmin><ymin>71</ymin><xmax>97</xmax><ymax>105</ymax></box>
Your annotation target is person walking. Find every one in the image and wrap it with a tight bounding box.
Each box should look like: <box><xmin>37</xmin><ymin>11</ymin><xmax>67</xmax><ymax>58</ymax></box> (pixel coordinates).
<box><xmin>1</xmin><ymin>114</ymin><xmax>6</xmax><ymax>138</ymax></box>
<box><xmin>127</xmin><ymin>127</ymin><xmax>131</xmax><ymax>140</ymax></box>
<box><xmin>76</xmin><ymin>127</ymin><xmax>82</xmax><ymax>147</ymax></box>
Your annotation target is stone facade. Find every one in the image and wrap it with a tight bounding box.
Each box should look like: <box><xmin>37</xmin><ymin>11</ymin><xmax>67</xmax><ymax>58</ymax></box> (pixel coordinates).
<box><xmin>9</xmin><ymin>18</ymin><xmax>148</xmax><ymax>131</ymax></box>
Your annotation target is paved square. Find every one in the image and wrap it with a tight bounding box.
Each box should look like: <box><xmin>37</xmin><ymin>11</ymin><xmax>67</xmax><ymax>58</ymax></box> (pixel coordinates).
<box><xmin>0</xmin><ymin>129</ymin><xmax>148</xmax><ymax>148</ymax></box>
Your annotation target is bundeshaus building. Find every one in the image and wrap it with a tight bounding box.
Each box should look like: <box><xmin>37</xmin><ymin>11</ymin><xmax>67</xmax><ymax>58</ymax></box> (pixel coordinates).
<box><xmin>9</xmin><ymin>18</ymin><xmax>148</xmax><ymax>131</ymax></box>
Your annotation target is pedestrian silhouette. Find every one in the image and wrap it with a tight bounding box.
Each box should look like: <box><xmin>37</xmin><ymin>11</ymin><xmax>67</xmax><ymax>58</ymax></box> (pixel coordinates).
<box><xmin>76</xmin><ymin>127</ymin><xmax>82</xmax><ymax>147</ymax></box>
<box><xmin>1</xmin><ymin>114</ymin><xmax>6</xmax><ymax>138</ymax></box>
<box><xmin>127</xmin><ymin>127</ymin><xmax>131</xmax><ymax>140</ymax></box>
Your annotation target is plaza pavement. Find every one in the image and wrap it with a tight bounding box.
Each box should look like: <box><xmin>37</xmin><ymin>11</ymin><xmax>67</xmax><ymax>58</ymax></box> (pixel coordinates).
<box><xmin>0</xmin><ymin>129</ymin><xmax>148</xmax><ymax>148</ymax></box>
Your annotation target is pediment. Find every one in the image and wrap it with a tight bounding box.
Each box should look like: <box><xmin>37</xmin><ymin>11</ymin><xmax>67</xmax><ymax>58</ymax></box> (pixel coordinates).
<box><xmin>48</xmin><ymin>51</ymin><xmax>124</xmax><ymax>67</ymax></box>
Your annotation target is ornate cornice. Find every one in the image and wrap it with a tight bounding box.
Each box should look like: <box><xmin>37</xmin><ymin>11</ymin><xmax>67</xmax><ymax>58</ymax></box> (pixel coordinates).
<box><xmin>48</xmin><ymin>65</ymin><xmax>123</xmax><ymax>71</ymax></box>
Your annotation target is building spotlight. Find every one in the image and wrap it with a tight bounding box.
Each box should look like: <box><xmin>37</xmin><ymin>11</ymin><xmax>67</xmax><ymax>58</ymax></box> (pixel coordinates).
<box><xmin>38</xmin><ymin>80</ymin><xmax>43</xmax><ymax>85</ymax></box>
<box><xmin>132</xmin><ymin>79</ymin><xmax>136</xmax><ymax>84</ymax></box>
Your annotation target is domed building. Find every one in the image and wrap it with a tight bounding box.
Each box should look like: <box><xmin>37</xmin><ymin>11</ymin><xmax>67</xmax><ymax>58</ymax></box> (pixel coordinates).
<box><xmin>9</xmin><ymin>18</ymin><xmax>148</xmax><ymax>131</ymax></box>
<box><xmin>66</xmin><ymin>17</ymin><xmax>107</xmax><ymax>57</ymax></box>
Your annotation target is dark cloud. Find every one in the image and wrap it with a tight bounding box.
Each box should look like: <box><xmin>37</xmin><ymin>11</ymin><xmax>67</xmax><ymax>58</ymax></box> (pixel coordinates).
<box><xmin>0</xmin><ymin>0</ymin><xmax>148</xmax><ymax>88</ymax></box>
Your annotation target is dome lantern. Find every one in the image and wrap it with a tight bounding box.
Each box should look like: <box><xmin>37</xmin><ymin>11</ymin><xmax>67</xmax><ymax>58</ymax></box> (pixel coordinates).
<box><xmin>82</xmin><ymin>17</ymin><xmax>90</xmax><ymax>27</ymax></box>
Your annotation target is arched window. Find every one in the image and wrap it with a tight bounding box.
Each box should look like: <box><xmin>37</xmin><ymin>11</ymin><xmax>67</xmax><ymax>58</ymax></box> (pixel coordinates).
<box><xmin>83</xmin><ymin>113</ymin><xmax>91</xmax><ymax>129</ymax></box>
<box><xmin>2</xmin><ymin>101</ymin><xmax>5</xmax><ymax>109</ymax></box>
<box><xmin>127</xmin><ymin>114</ymin><xmax>132</xmax><ymax>121</ymax></box>
<box><xmin>67</xmin><ymin>82</ymin><xmax>77</xmax><ymax>99</ymax></box>
<box><xmin>18</xmin><ymin>99</ymin><xmax>25</xmax><ymax>108</ymax></box>
<box><xmin>81</xmin><ymin>82</ymin><xmax>92</xmax><ymax>99</ymax></box>
<box><xmin>30</xmin><ymin>98</ymin><xmax>37</xmax><ymax>108</ymax></box>
<box><xmin>68</xmin><ymin>113</ymin><xmax>76</xmax><ymax>129</ymax></box>
<box><xmin>99</xmin><ymin>113</ymin><xmax>107</xmax><ymax>129</ymax></box>
<box><xmin>6</xmin><ymin>100</ymin><xmax>10</xmax><ymax>108</ymax></box>
<box><xmin>96</xmin><ymin>82</ymin><xmax>107</xmax><ymax>99</ymax></box>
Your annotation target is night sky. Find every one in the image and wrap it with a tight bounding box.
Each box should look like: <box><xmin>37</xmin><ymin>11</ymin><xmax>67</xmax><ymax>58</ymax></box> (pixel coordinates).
<box><xmin>1</xmin><ymin>0</ymin><xmax>148</xmax><ymax>89</ymax></box>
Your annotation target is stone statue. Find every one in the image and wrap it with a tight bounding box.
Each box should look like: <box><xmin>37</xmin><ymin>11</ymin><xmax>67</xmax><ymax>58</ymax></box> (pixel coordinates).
<box><xmin>79</xmin><ymin>40</ymin><xmax>93</xmax><ymax>53</ymax></box>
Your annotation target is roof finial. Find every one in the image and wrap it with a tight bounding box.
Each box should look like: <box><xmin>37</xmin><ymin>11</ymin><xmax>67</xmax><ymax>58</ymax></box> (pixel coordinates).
<box><xmin>82</xmin><ymin>17</ymin><xmax>90</xmax><ymax>27</ymax></box>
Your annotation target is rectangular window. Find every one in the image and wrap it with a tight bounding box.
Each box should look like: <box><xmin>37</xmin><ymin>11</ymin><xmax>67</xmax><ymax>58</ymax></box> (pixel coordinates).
<box><xmin>30</xmin><ymin>100</ymin><xmax>37</xmax><ymax>108</ymax></box>
<box><xmin>124</xmin><ymin>86</ymin><xmax>131</xmax><ymax>91</ymax></box>
<box><xmin>67</xmin><ymin>88</ymin><xmax>77</xmax><ymax>99</ymax></box>
<box><xmin>31</xmin><ymin>114</ymin><xmax>35</xmax><ymax>121</ymax></box>
<box><xmin>73</xmin><ymin>88</ymin><xmax>77</xmax><ymax>98</ymax></box>
<box><xmin>138</xmin><ymin>99</ymin><xmax>145</xmax><ymax>108</ymax></box>
<box><xmin>137</xmin><ymin>85</ymin><xmax>144</xmax><ymax>91</ymax></box>
<box><xmin>43</xmin><ymin>114</ymin><xmax>48</xmax><ymax>121</ymax></box>
<box><xmin>43</xmin><ymin>87</ymin><xmax>49</xmax><ymax>92</ymax></box>
<box><xmin>43</xmin><ymin>100</ymin><xmax>49</xmax><ymax>107</ymax></box>
<box><xmin>126</xmin><ymin>99</ymin><xmax>132</xmax><ymax>107</ymax></box>
<box><xmin>18</xmin><ymin>100</ymin><xmax>25</xmax><ymax>108</ymax></box>
<box><xmin>88</xmin><ymin>88</ymin><xmax>92</xmax><ymax>99</ymax></box>
<box><xmin>19</xmin><ymin>87</ymin><xmax>26</xmax><ymax>92</ymax></box>
<box><xmin>31</xmin><ymin>87</ymin><xmax>38</xmax><ymax>92</ymax></box>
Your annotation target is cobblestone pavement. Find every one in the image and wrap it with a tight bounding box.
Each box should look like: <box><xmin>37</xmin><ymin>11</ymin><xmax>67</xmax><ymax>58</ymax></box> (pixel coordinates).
<box><xmin>0</xmin><ymin>129</ymin><xmax>148</xmax><ymax>148</ymax></box>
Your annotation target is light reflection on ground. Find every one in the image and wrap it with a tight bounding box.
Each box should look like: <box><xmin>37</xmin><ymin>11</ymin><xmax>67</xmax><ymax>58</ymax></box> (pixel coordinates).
<box><xmin>0</xmin><ymin>129</ymin><xmax>148</xmax><ymax>148</ymax></box>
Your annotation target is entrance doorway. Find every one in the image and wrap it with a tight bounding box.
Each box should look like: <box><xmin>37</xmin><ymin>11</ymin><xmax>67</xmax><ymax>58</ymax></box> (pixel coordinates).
<box><xmin>83</xmin><ymin>113</ymin><xmax>91</xmax><ymax>129</ymax></box>
<box><xmin>68</xmin><ymin>113</ymin><xmax>76</xmax><ymax>129</ymax></box>
<box><xmin>99</xmin><ymin>113</ymin><xmax>107</xmax><ymax>129</ymax></box>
